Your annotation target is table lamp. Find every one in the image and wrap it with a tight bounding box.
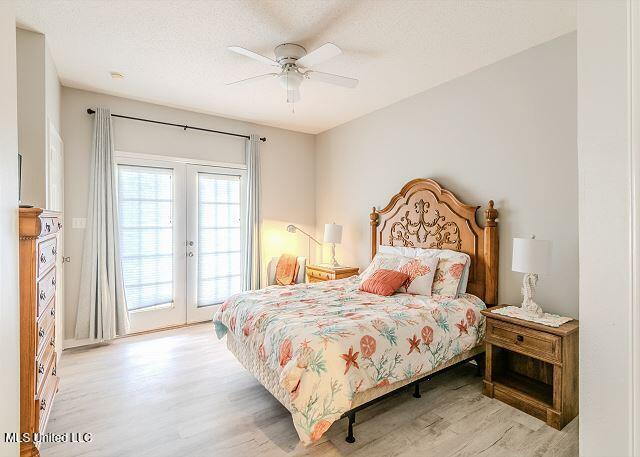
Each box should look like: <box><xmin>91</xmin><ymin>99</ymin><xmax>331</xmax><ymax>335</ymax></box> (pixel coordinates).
<box><xmin>323</xmin><ymin>223</ymin><xmax>343</xmax><ymax>267</ymax></box>
<box><xmin>512</xmin><ymin>235</ymin><xmax>552</xmax><ymax>317</ymax></box>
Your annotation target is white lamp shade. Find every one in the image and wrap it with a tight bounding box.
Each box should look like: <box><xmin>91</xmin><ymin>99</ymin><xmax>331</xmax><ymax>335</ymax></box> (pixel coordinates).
<box><xmin>323</xmin><ymin>223</ymin><xmax>343</xmax><ymax>244</ymax></box>
<box><xmin>512</xmin><ymin>237</ymin><xmax>551</xmax><ymax>274</ymax></box>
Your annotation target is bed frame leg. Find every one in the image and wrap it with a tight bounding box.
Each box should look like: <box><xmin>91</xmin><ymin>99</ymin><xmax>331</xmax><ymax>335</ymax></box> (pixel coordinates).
<box><xmin>474</xmin><ymin>354</ymin><xmax>485</xmax><ymax>377</ymax></box>
<box><xmin>346</xmin><ymin>412</ymin><xmax>356</xmax><ymax>443</ymax></box>
<box><xmin>413</xmin><ymin>382</ymin><xmax>421</xmax><ymax>398</ymax></box>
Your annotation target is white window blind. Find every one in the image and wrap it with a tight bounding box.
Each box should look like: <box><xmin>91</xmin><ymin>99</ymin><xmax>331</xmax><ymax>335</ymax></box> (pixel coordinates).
<box><xmin>118</xmin><ymin>165</ymin><xmax>174</xmax><ymax>311</ymax></box>
<box><xmin>197</xmin><ymin>173</ymin><xmax>242</xmax><ymax>306</ymax></box>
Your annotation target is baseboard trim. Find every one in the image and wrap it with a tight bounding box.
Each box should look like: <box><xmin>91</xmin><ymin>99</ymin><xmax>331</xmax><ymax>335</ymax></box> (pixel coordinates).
<box><xmin>63</xmin><ymin>338</ymin><xmax>99</xmax><ymax>350</ymax></box>
<box><xmin>62</xmin><ymin>321</ymin><xmax>210</xmax><ymax>350</ymax></box>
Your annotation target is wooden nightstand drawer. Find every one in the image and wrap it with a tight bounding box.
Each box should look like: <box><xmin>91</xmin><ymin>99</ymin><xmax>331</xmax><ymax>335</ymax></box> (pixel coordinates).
<box><xmin>306</xmin><ymin>265</ymin><xmax>359</xmax><ymax>283</ymax></box>
<box><xmin>487</xmin><ymin>320</ymin><xmax>562</xmax><ymax>363</ymax></box>
<box><xmin>308</xmin><ymin>269</ymin><xmax>332</xmax><ymax>281</ymax></box>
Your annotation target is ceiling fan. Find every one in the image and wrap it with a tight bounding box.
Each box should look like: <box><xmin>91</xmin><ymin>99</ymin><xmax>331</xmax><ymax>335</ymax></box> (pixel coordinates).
<box><xmin>226</xmin><ymin>43</ymin><xmax>358</xmax><ymax>103</ymax></box>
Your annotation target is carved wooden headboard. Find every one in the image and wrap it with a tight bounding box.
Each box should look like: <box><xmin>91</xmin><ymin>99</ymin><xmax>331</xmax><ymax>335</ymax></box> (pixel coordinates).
<box><xmin>369</xmin><ymin>178</ymin><xmax>499</xmax><ymax>305</ymax></box>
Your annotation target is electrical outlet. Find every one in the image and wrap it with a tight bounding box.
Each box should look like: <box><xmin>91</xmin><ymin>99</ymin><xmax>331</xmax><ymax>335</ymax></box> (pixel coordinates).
<box><xmin>72</xmin><ymin>218</ymin><xmax>87</xmax><ymax>229</ymax></box>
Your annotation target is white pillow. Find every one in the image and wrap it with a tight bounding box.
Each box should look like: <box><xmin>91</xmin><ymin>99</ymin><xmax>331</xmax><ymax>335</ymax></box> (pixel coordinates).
<box><xmin>360</xmin><ymin>253</ymin><xmax>410</xmax><ymax>282</ymax></box>
<box><xmin>397</xmin><ymin>255</ymin><xmax>439</xmax><ymax>296</ymax></box>
<box><xmin>378</xmin><ymin>246</ymin><xmax>471</xmax><ymax>295</ymax></box>
<box><xmin>378</xmin><ymin>245</ymin><xmax>429</xmax><ymax>258</ymax></box>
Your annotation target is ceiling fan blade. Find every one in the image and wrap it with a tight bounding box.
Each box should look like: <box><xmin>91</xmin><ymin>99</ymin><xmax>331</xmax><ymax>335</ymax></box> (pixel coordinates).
<box><xmin>226</xmin><ymin>73</ymin><xmax>279</xmax><ymax>86</ymax></box>
<box><xmin>306</xmin><ymin>70</ymin><xmax>358</xmax><ymax>89</ymax></box>
<box><xmin>228</xmin><ymin>46</ymin><xmax>280</xmax><ymax>67</ymax></box>
<box><xmin>296</xmin><ymin>42</ymin><xmax>342</xmax><ymax>68</ymax></box>
<box><xmin>287</xmin><ymin>88</ymin><xmax>300</xmax><ymax>103</ymax></box>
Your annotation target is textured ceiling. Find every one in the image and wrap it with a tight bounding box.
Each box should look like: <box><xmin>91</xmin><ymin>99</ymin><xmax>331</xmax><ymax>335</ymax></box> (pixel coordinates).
<box><xmin>16</xmin><ymin>0</ymin><xmax>576</xmax><ymax>134</ymax></box>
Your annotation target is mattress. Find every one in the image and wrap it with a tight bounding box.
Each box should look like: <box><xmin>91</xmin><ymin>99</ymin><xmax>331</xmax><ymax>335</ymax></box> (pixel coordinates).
<box><xmin>213</xmin><ymin>276</ymin><xmax>486</xmax><ymax>444</ymax></box>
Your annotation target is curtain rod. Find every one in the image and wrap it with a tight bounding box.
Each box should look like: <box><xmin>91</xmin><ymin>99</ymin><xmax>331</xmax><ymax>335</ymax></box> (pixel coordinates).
<box><xmin>86</xmin><ymin>108</ymin><xmax>266</xmax><ymax>142</ymax></box>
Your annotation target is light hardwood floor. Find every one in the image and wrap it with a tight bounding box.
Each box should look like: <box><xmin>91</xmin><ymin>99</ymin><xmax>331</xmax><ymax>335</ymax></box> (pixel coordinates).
<box><xmin>42</xmin><ymin>324</ymin><xmax>578</xmax><ymax>457</ymax></box>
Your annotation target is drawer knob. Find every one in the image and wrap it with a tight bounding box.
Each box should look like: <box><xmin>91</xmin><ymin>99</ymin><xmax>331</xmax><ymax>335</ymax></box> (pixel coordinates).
<box><xmin>516</xmin><ymin>334</ymin><xmax>524</xmax><ymax>343</ymax></box>
<box><xmin>40</xmin><ymin>291</ymin><xmax>46</xmax><ymax>300</ymax></box>
<box><xmin>52</xmin><ymin>277</ymin><xmax>56</xmax><ymax>286</ymax></box>
<box><xmin>38</xmin><ymin>328</ymin><xmax>45</xmax><ymax>338</ymax></box>
<box><xmin>38</xmin><ymin>363</ymin><xmax>45</xmax><ymax>374</ymax></box>
<box><xmin>40</xmin><ymin>399</ymin><xmax>47</xmax><ymax>410</ymax></box>
<box><xmin>52</xmin><ymin>367</ymin><xmax>57</xmax><ymax>376</ymax></box>
<box><xmin>40</xmin><ymin>254</ymin><xmax>46</xmax><ymax>263</ymax></box>
<box><xmin>58</xmin><ymin>222</ymin><xmax>62</xmax><ymax>229</ymax></box>
<box><xmin>50</xmin><ymin>336</ymin><xmax>55</xmax><ymax>347</ymax></box>
<box><xmin>50</xmin><ymin>308</ymin><xmax>56</xmax><ymax>317</ymax></box>
<box><xmin>52</xmin><ymin>247</ymin><xmax>57</xmax><ymax>255</ymax></box>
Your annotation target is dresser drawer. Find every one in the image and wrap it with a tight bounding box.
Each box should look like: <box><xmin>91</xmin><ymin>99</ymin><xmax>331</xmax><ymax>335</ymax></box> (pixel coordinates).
<box><xmin>37</xmin><ymin>268</ymin><xmax>57</xmax><ymax>316</ymax></box>
<box><xmin>36</xmin><ymin>339</ymin><xmax>56</xmax><ymax>396</ymax></box>
<box><xmin>36</xmin><ymin>300</ymin><xmax>56</xmax><ymax>356</ymax></box>
<box><xmin>40</xmin><ymin>217</ymin><xmax>61</xmax><ymax>237</ymax></box>
<box><xmin>37</xmin><ymin>237</ymin><xmax>58</xmax><ymax>277</ymax></box>
<box><xmin>37</xmin><ymin>370</ymin><xmax>59</xmax><ymax>433</ymax></box>
<box><xmin>486</xmin><ymin>320</ymin><xmax>562</xmax><ymax>363</ymax></box>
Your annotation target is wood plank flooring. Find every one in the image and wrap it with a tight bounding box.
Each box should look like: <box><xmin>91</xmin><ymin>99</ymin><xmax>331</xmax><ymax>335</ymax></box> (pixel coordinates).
<box><xmin>41</xmin><ymin>324</ymin><xmax>578</xmax><ymax>457</ymax></box>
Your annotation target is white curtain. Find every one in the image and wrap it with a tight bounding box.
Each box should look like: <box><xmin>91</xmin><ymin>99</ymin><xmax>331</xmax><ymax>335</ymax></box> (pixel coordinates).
<box><xmin>75</xmin><ymin>107</ymin><xmax>130</xmax><ymax>340</ymax></box>
<box><xmin>242</xmin><ymin>134</ymin><xmax>261</xmax><ymax>290</ymax></box>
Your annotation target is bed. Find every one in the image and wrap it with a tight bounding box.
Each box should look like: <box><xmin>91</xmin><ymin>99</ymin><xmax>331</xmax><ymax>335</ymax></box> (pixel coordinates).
<box><xmin>213</xmin><ymin>178</ymin><xmax>499</xmax><ymax>445</ymax></box>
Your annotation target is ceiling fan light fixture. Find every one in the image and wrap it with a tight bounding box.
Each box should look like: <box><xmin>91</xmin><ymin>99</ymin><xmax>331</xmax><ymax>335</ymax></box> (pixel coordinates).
<box><xmin>278</xmin><ymin>68</ymin><xmax>303</xmax><ymax>90</ymax></box>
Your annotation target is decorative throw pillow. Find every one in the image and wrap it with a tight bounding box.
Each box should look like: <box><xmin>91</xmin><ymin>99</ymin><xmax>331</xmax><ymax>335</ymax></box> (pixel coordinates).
<box><xmin>359</xmin><ymin>269</ymin><xmax>409</xmax><ymax>296</ymax></box>
<box><xmin>359</xmin><ymin>253</ymin><xmax>410</xmax><ymax>282</ymax></box>
<box><xmin>397</xmin><ymin>255</ymin><xmax>439</xmax><ymax>295</ymax></box>
<box><xmin>429</xmin><ymin>254</ymin><xmax>469</xmax><ymax>297</ymax></box>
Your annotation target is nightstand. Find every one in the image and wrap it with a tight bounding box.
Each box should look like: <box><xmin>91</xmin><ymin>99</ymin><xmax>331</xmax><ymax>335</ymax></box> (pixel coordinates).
<box><xmin>306</xmin><ymin>264</ymin><xmax>359</xmax><ymax>283</ymax></box>
<box><xmin>481</xmin><ymin>305</ymin><xmax>579</xmax><ymax>430</ymax></box>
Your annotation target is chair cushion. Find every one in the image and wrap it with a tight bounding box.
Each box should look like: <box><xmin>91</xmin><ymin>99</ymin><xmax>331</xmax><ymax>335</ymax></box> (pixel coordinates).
<box><xmin>359</xmin><ymin>269</ymin><xmax>409</xmax><ymax>296</ymax></box>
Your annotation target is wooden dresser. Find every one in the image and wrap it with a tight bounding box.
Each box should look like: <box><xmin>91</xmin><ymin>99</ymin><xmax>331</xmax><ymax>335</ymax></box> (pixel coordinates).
<box><xmin>306</xmin><ymin>264</ymin><xmax>359</xmax><ymax>283</ymax></box>
<box><xmin>19</xmin><ymin>208</ymin><xmax>62</xmax><ymax>457</ymax></box>
<box><xmin>481</xmin><ymin>305</ymin><xmax>578</xmax><ymax>430</ymax></box>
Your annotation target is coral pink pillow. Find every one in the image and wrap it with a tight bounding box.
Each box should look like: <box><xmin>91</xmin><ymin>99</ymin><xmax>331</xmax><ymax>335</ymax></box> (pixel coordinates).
<box><xmin>359</xmin><ymin>269</ymin><xmax>409</xmax><ymax>296</ymax></box>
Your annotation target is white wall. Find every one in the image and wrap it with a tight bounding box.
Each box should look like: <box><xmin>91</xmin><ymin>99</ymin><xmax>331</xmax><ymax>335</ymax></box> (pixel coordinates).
<box><xmin>61</xmin><ymin>87</ymin><xmax>316</xmax><ymax>341</ymax></box>
<box><xmin>0</xmin><ymin>3</ymin><xmax>20</xmax><ymax>457</ymax></box>
<box><xmin>316</xmin><ymin>33</ymin><xmax>578</xmax><ymax>317</ymax></box>
<box><xmin>577</xmin><ymin>1</ymin><xmax>636</xmax><ymax>455</ymax></box>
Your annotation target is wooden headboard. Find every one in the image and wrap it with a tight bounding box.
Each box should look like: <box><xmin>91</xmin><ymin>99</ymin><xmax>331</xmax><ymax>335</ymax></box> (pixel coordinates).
<box><xmin>369</xmin><ymin>178</ymin><xmax>499</xmax><ymax>305</ymax></box>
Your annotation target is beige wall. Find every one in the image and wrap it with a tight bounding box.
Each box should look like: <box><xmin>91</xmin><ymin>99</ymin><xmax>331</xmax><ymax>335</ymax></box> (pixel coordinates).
<box><xmin>16</xmin><ymin>28</ymin><xmax>45</xmax><ymax>207</ymax></box>
<box><xmin>316</xmin><ymin>33</ymin><xmax>578</xmax><ymax>318</ymax></box>
<box><xmin>61</xmin><ymin>87</ymin><xmax>316</xmax><ymax>341</ymax></box>
<box><xmin>16</xmin><ymin>28</ymin><xmax>61</xmax><ymax>209</ymax></box>
<box><xmin>0</xmin><ymin>3</ymin><xmax>20</xmax><ymax>456</ymax></box>
<box><xmin>577</xmin><ymin>1</ymin><xmax>635</xmax><ymax>454</ymax></box>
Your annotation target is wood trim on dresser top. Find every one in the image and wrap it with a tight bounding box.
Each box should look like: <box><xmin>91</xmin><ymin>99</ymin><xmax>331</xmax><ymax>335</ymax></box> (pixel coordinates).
<box><xmin>369</xmin><ymin>178</ymin><xmax>499</xmax><ymax>305</ymax></box>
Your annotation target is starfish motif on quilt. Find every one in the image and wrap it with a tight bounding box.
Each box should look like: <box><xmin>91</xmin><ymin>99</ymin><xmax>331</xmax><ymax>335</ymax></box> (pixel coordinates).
<box><xmin>407</xmin><ymin>334</ymin><xmax>421</xmax><ymax>355</ymax></box>
<box><xmin>456</xmin><ymin>319</ymin><xmax>468</xmax><ymax>335</ymax></box>
<box><xmin>340</xmin><ymin>346</ymin><xmax>360</xmax><ymax>374</ymax></box>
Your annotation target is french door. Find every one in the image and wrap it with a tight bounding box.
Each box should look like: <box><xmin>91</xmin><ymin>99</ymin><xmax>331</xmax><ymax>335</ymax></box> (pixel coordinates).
<box><xmin>116</xmin><ymin>156</ymin><xmax>245</xmax><ymax>333</ymax></box>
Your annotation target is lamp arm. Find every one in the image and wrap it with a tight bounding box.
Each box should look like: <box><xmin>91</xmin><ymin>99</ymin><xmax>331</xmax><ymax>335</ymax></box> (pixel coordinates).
<box><xmin>294</xmin><ymin>227</ymin><xmax>322</xmax><ymax>246</ymax></box>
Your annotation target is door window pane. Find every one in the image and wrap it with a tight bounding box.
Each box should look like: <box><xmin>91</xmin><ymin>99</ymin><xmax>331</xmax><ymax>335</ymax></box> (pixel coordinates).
<box><xmin>118</xmin><ymin>165</ymin><xmax>174</xmax><ymax>310</ymax></box>
<box><xmin>197</xmin><ymin>173</ymin><xmax>242</xmax><ymax>306</ymax></box>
